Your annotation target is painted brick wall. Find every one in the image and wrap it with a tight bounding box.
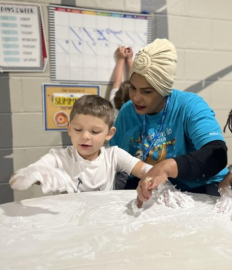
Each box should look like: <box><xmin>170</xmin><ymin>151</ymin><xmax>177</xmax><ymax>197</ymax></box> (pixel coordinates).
<box><xmin>0</xmin><ymin>0</ymin><xmax>232</xmax><ymax>203</ymax></box>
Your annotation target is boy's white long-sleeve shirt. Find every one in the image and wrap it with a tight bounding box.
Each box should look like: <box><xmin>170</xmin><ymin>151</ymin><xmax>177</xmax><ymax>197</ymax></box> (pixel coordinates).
<box><xmin>30</xmin><ymin>146</ymin><xmax>140</xmax><ymax>192</ymax></box>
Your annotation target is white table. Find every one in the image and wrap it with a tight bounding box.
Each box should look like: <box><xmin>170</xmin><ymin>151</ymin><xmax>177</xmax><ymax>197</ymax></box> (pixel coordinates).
<box><xmin>0</xmin><ymin>190</ymin><xmax>232</xmax><ymax>270</ymax></box>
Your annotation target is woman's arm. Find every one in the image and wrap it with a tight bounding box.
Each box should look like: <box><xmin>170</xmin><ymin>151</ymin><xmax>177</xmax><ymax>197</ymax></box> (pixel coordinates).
<box><xmin>136</xmin><ymin>141</ymin><xmax>227</xmax><ymax>201</ymax></box>
<box><xmin>173</xmin><ymin>140</ymin><xmax>227</xmax><ymax>180</ymax></box>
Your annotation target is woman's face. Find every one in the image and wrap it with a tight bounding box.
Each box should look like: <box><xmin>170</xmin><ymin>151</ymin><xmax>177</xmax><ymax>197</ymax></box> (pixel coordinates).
<box><xmin>129</xmin><ymin>73</ymin><xmax>167</xmax><ymax>115</ymax></box>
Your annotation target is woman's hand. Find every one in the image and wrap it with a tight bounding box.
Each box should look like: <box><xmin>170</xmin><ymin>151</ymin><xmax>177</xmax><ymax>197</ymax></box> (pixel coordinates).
<box><xmin>137</xmin><ymin>159</ymin><xmax>178</xmax><ymax>202</ymax></box>
<box><xmin>154</xmin><ymin>180</ymin><xmax>194</xmax><ymax>208</ymax></box>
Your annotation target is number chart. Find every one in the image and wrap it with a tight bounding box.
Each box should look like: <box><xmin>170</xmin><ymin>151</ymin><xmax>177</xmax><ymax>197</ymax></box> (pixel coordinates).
<box><xmin>49</xmin><ymin>5</ymin><xmax>152</xmax><ymax>84</ymax></box>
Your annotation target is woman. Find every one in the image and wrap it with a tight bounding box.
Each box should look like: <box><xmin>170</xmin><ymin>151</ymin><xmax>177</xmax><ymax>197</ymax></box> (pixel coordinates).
<box><xmin>110</xmin><ymin>38</ymin><xmax>228</xmax><ymax>202</ymax></box>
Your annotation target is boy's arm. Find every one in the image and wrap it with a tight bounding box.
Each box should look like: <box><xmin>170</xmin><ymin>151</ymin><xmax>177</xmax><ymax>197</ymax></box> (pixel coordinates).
<box><xmin>131</xmin><ymin>161</ymin><xmax>152</xmax><ymax>179</ymax></box>
<box><xmin>9</xmin><ymin>151</ymin><xmax>77</xmax><ymax>193</ymax></box>
<box><xmin>125</xmin><ymin>47</ymin><xmax>133</xmax><ymax>78</ymax></box>
<box><xmin>112</xmin><ymin>46</ymin><xmax>126</xmax><ymax>89</ymax></box>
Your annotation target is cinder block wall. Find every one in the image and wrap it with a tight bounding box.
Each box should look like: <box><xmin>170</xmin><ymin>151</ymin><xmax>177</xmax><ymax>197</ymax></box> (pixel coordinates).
<box><xmin>1</xmin><ymin>0</ymin><xmax>232</xmax><ymax>203</ymax></box>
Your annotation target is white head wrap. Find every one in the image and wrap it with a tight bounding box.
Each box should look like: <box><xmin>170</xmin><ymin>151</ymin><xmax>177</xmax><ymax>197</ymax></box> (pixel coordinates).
<box><xmin>129</xmin><ymin>39</ymin><xmax>177</xmax><ymax>97</ymax></box>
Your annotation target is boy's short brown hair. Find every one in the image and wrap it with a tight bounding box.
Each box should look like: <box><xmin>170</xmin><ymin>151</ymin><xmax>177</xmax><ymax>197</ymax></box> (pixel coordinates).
<box><xmin>70</xmin><ymin>95</ymin><xmax>115</xmax><ymax>128</ymax></box>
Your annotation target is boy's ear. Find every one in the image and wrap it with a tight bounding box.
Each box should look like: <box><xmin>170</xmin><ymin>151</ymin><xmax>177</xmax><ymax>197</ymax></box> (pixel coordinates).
<box><xmin>106</xmin><ymin>127</ymin><xmax>116</xmax><ymax>141</ymax></box>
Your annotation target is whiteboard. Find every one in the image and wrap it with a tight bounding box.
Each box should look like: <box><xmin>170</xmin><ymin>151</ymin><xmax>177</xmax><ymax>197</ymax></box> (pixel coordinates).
<box><xmin>49</xmin><ymin>5</ymin><xmax>152</xmax><ymax>84</ymax></box>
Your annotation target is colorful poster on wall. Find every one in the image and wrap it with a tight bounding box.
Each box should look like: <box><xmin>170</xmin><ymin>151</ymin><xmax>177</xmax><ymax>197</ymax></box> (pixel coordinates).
<box><xmin>43</xmin><ymin>84</ymin><xmax>100</xmax><ymax>131</ymax></box>
<box><xmin>0</xmin><ymin>1</ymin><xmax>47</xmax><ymax>72</ymax></box>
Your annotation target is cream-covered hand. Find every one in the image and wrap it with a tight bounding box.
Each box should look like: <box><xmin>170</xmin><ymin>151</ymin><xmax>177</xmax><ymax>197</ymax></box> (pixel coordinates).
<box><xmin>214</xmin><ymin>171</ymin><xmax>232</xmax><ymax>217</ymax></box>
<box><xmin>137</xmin><ymin>159</ymin><xmax>178</xmax><ymax>202</ymax></box>
<box><xmin>9</xmin><ymin>164</ymin><xmax>77</xmax><ymax>194</ymax></box>
<box><xmin>215</xmin><ymin>186</ymin><xmax>232</xmax><ymax>215</ymax></box>
<box><xmin>153</xmin><ymin>180</ymin><xmax>195</xmax><ymax>208</ymax></box>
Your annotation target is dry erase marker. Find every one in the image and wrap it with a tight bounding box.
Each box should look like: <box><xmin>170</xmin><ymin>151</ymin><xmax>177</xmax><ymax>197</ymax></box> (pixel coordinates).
<box><xmin>141</xmin><ymin>11</ymin><xmax>150</xmax><ymax>14</ymax></box>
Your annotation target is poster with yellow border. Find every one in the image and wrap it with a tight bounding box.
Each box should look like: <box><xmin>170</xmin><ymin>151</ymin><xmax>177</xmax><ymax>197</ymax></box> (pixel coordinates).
<box><xmin>43</xmin><ymin>84</ymin><xmax>100</xmax><ymax>131</ymax></box>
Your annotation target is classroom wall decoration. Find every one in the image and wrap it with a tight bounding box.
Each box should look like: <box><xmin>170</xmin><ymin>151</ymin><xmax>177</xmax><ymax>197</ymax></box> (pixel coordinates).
<box><xmin>49</xmin><ymin>5</ymin><xmax>152</xmax><ymax>84</ymax></box>
<box><xmin>43</xmin><ymin>84</ymin><xmax>100</xmax><ymax>131</ymax></box>
<box><xmin>0</xmin><ymin>1</ymin><xmax>47</xmax><ymax>72</ymax></box>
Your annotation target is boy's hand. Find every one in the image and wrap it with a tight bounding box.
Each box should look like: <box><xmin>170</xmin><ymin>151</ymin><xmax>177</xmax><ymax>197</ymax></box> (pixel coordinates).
<box><xmin>115</xmin><ymin>46</ymin><xmax>127</xmax><ymax>60</ymax></box>
<box><xmin>9</xmin><ymin>165</ymin><xmax>77</xmax><ymax>193</ymax></box>
<box><xmin>125</xmin><ymin>47</ymin><xmax>133</xmax><ymax>60</ymax></box>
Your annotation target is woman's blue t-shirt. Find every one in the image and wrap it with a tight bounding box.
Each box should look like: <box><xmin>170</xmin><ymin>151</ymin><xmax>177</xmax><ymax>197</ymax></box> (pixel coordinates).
<box><xmin>110</xmin><ymin>89</ymin><xmax>228</xmax><ymax>191</ymax></box>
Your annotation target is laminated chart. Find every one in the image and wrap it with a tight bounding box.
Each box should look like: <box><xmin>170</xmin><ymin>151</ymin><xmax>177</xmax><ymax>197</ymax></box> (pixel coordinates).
<box><xmin>0</xmin><ymin>2</ymin><xmax>47</xmax><ymax>72</ymax></box>
<box><xmin>49</xmin><ymin>5</ymin><xmax>152</xmax><ymax>83</ymax></box>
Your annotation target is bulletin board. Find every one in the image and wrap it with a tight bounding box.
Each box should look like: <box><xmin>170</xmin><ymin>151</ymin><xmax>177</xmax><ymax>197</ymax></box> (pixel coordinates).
<box><xmin>49</xmin><ymin>5</ymin><xmax>152</xmax><ymax>84</ymax></box>
<box><xmin>43</xmin><ymin>84</ymin><xmax>100</xmax><ymax>131</ymax></box>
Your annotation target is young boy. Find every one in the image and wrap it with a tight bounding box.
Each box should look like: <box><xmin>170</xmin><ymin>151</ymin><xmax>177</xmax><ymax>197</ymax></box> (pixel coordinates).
<box><xmin>9</xmin><ymin>95</ymin><xmax>152</xmax><ymax>194</ymax></box>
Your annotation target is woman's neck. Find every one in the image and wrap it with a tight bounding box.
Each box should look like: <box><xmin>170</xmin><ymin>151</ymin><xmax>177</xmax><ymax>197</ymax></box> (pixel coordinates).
<box><xmin>148</xmin><ymin>97</ymin><xmax>167</xmax><ymax>115</ymax></box>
